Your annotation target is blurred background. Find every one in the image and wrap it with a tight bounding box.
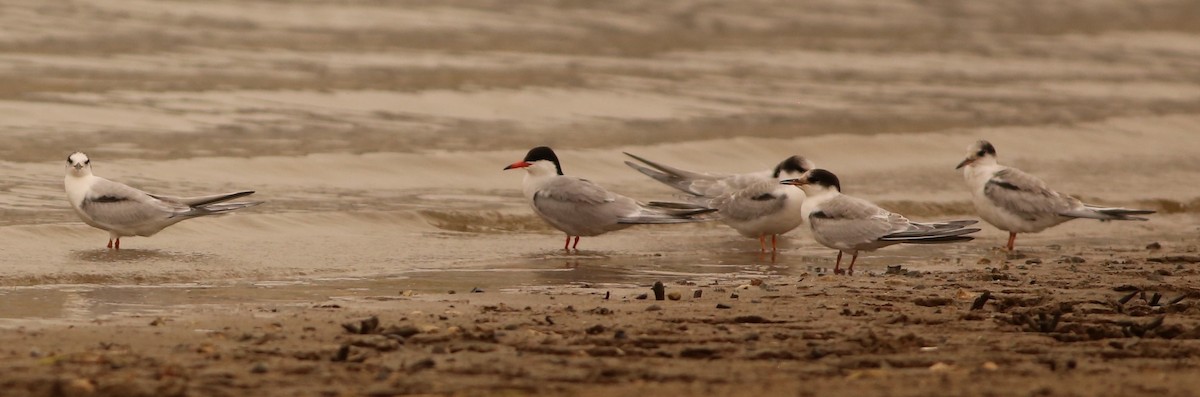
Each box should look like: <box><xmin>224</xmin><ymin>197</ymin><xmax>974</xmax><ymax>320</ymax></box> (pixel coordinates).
<box><xmin>0</xmin><ymin>0</ymin><xmax>1198</xmax><ymax>311</ymax></box>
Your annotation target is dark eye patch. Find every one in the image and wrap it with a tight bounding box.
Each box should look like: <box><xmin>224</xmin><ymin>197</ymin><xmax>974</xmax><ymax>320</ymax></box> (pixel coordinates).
<box><xmin>84</xmin><ymin>159</ymin><xmax>90</xmax><ymax>164</ymax></box>
<box><xmin>976</xmin><ymin>150</ymin><xmax>986</xmax><ymax>157</ymax></box>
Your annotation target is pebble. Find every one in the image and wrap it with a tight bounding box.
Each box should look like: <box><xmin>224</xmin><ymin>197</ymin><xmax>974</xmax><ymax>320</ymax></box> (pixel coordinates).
<box><xmin>62</xmin><ymin>378</ymin><xmax>95</xmax><ymax>396</ymax></box>
<box><xmin>251</xmin><ymin>362</ymin><xmax>269</xmax><ymax>374</ymax></box>
<box><xmin>1146</xmin><ymin>242</ymin><xmax>1162</xmax><ymax>250</ymax></box>
<box><xmin>652</xmin><ymin>281</ymin><xmax>666</xmax><ymax>301</ymax></box>
<box><xmin>667</xmin><ymin>292</ymin><xmax>682</xmax><ymax>301</ymax></box>
<box><xmin>982</xmin><ymin>361</ymin><xmax>1000</xmax><ymax>371</ymax></box>
<box><xmin>1025</xmin><ymin>258</ymin><xmax>1042</xmax><ymax>265</ymax></box>
<box><xmin>645</xmin><ymin>305</ymin><xmax>662</xmax><ymax>312</ymax></box>
<box><xmin>716</xmin><ymin>303</ymin><xmax>732</xmax><ymax>309</ymax></box>
<box><xmin>635</xmin><ymin>293</ymin><xmax>648</xmax><ymax>300</ymax></box>
<box><xmin>929</xmin><ymin>362</ymin><xmax>953</xmax><ymax>372</ymax></box>
<box><xmin>693</xmin><ymin>290</ymin><xmax>702</xmax><ymax>298</ymax></box>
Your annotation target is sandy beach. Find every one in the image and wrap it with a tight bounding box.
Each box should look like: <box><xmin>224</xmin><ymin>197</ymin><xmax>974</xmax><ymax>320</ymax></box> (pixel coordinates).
<box><xmin>1</xmin><ymin>0</ymin><xmax>1200</xmax><ymax>395</ymax></box>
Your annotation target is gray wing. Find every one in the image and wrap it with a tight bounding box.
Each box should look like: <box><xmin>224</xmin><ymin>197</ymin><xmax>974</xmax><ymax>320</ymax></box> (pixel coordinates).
<box><xmin>80</xmin><ymin>179</ymin><xmax>188</xmax><ymax>229</ymax></box>
<box><xmin>531</xmin><ymin>177</ymin><xmax>632</xmax><ymax>235</ymax></box>
<box><xmin>709</xmin><ymin>180</ymin><xmax>790</xmax><ymax>222</ymax></box>
<box><xmin>623</xmin><ymin>153</ymin><xmax>770</xmax><ymax>199</ymax></box>
<box><xmin>984</xmin><ymin>168</ymin><xmax>1076</xmax><ymax>220</ymax></box>
<box><xmin>809</xmin><ymin>195</ymin><xmax>909</xmax><ymax>246</ymax></box>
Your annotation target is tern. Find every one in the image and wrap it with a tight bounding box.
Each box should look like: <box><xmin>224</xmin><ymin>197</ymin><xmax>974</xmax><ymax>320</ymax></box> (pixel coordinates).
<box><xmin>504</xmin><ymin>147</ymin><xmax>714</xmax><ymax>251</ymax></box>
<box><xmin>624</xmin><ymin>153</ymin><xmax>813</xmax><ymax>252</ymax></box>
<box><xmin>782</xmin><ymin>169</ymin><xmax>980</xmax><ymax>274</ymax></box>
<box><xmin>64</xmin><ymin>152</ymin><xmax>263</xmax><ymax>249</ymax></box>
<box><xmin>956</xmin><ymin>140</ymin><xmax>1154</xmax><ymax>251</ymax></box>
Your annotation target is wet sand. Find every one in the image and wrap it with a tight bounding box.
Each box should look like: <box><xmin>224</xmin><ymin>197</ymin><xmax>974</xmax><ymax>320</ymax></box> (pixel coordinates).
<box><xmin>2</xmin><ymin>0</ymin><xmax>1200</xmax><ymax>395</ymax></box>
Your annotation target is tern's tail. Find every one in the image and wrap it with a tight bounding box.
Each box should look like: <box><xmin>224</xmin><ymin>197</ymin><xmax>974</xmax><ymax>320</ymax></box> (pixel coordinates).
<box><xmin>880</xmin><ymin>219</ymin><xmax>980</xmax><ymax>244</ymax></box>
<box><xmin>173</xmin><ymin>201</ymin><xmax>264</xmax><ymax>218</ymax></box>
<box><xmin>1060</xmin><ymin>205</ymin><xmax>1155</xmax><ymax>221</ymax></box>
<box><xmin>623</xmin><ymin>153</ymin><xmax>708</xmax><ymax>196</ymax></box>
<box><xmin>197</xmin><ymin>201</ymin><xmax>264</xmax><ymax>214</ymax></box>
<box><xmin>617</xmin><ymin>206</ymin><xmax>717</xmax><ymax>225</ymax></box>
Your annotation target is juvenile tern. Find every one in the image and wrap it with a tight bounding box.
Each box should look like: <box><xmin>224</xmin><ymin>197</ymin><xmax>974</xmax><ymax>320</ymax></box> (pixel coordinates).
<box><xmin>504</xmin><ymin>147</ymin><xmax>715</xmax><ymax>251</ymax></box>
<box><xmin>782</xmin><ymin>169</ymin><xmax>979</xmax><ymax>275</ymax></box>
<box><xmin>64</xmin><ymin>152</ymin><xmax>263</xmax><ymax>249</ymax></box>
<box><xmin>956</xmin><ymin>140</ymin><xmax>1154</xmax><ymax>251</ymax></box>
<box><xmin>624</xmin><ymin>153</ymin><xmax>814</xmax><ymax>252</ymax></box>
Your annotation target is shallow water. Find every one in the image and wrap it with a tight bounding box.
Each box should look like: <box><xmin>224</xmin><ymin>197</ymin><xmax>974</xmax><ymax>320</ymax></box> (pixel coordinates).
<box><xmin>2</xmin><ymin>0</ymin><xmax>1199</xmax><ymax>321</ymax></box>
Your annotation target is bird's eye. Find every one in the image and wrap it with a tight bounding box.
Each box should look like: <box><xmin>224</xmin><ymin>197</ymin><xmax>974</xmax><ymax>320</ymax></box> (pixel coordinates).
<box><xmin>84</xmin><ymin>160</ymin><xmax>90</xmax><ymax>164</ymax></box>
<box><xmin>976</xmin><ymin>150</ymin><xmax>985</xmax><ymax>157</ymax></box>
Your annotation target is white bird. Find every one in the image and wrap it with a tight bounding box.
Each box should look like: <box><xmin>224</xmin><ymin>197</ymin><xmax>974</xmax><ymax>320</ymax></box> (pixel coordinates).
<box><xmin>63</xmin><ymin>152</ymin><xmax>263</xmax><ymax>249</ymax></box>
<box><xmin>956</xmin><ymin>140</ymin><xmax>1154</xmax><ymax>252</ymax></box>
<box><xmin>503</xmin><ymin>147</ymin><xmax>715</xmax><ymax>251</ymax></box>
<box><xmin>782</xmin><ymin>169</ymin><xmax>979</xmax><ymax>275</ymax></box>
<box><xmin>623</xmin><ymin>153</ymin><xmax>814</xmax><ymax>252</ymax></box>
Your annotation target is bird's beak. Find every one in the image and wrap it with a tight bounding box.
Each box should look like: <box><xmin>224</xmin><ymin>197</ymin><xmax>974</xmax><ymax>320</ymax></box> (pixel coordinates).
<box><xmin>780</xmin><ymin>178</ymin><xmax>806</xmax><ymax>186</ymax></box>
<box><xmin>955</xmin><ymin>158</ymin><xmax>973</xmax><ymax>170</ymax></box>
<box><xmin>73</xmin><ymin>164</ymin><xmax>83</xmax><ymax>170</ymax></box>
<box><xmin>503</xmin><ymin>161</ymin><xmax>532</xmax><ymax>170</ymax></box>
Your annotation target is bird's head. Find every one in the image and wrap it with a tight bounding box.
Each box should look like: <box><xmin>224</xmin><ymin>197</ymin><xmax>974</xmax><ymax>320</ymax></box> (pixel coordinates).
<box><xmin>955</xmin><ymin>140</ymin><xmax>998</xmax><ymax>170</ymax></box>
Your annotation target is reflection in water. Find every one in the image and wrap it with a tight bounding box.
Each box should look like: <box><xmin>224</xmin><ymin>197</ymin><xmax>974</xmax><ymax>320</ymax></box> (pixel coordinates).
<box><xmin>71</xmin><ymin>249</ymin><xmax>213</xmax><ymax>264</ymax></box>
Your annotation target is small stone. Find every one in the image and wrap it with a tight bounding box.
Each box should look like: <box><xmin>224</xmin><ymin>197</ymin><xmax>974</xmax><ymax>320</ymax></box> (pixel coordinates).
<box><xmin>251</xmin><ymin>362</ymin><xmax>269</xmax><ymax>374</ymax></box>
<box><xmin>885</xmin><ymin>265</ymin><xmax>905</xmax><ymax>275</ymax></box>
<box><xmin>645</xmin><ymin>305</ymin><xmax>662</xmax><ymax>312</ymax></box>
<box><xmin>929</xmin><ymin>362</ymin><xmax>953</xmax><ymax>372</ymax></box>
<box><xmin>1146</xmin><ymin>242</ymin><xmax>1162</xmax><ymax>250</ymax></box>
<box><xmin>1025</xmin><ymin>258</ymin><xmax>1042</xmax><ymax>265</ymax></box>
<box><xmin>730</xmin><ymin>293</ymin><xmax>739</xmax><ymax>299</ymax></box>
<box><xmin>470</xmin><ymin>287</ymin><xmax>483</xmax><ymax>293</ymax></box>
<box><xmin>62</xmin><ymin>378</ymin><xmax>95</xmax><ymax>396</ymax></box>
<box><xmin>635</xmin><ymin>293</ymin><xmax>648</xmax><ymax>300</ymax></box>
<box><xmin>982</xmin><ymin>361</ymin><xmax>999</xmax><ymax>371</ymax></box>
<box><xmin>716</xmin><ymin>303</ymin><xmax>732</xmax><ymax>309</ymax></box>
<box><xmin>1058</xmin><ymin>256</ymin><xmax>1085</xmax><ymax>264</ymax></box>
<box><xmin>448</xmin><ymin>290</ymin><xmax>456</xmax><ymax>295</ymax></box>
<box><xmin>693</xmin><ymin>290</ymin><xmax>702</xmax><ymax>298</ymax></box>
<box><xmin>400</xmin><ymin>290</ymin><xmax>415</xmax><ymax>297</ymax></box>
<box><xmin>149</xmin><ymin>317</ymin><xmax>166</xmax><ymax>327</ymax></box>
<box><xmin>652</xmin><ymin>282</ymin><xmax>666</xmax><ymax>301</ymax></box>
<box><xmin>750</xmin><ymin>279</ymin><xmax>764</xmax><ymax>286</ymax></box>
<box><xmin>977</xmin><ymin>258</ymin><xmax>992</xmax><ymax>265</ymax></box>
<box><xmin>667</xmin><ymin>292</ymin><xmax>682</xmax><ymax>301</ymax></box>
<box><xmin>586</xmin><ymin>325</ymin><xmax>606</xmax><ymax>335</ymax></box>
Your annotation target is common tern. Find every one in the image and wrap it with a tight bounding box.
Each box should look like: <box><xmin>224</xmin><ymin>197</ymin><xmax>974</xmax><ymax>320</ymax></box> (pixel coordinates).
<box><xmin>956</xmin><ymin>140</ymin><xmax>1154</xmax><ymax>251</ymax></box>
<box><xmin>64</xmin><ymin>152</ymin><xmax>263</xmax><ymax>249</ymax></box>
<box><xmin>504</xmin><ymin>147</ymin><xmax>715</xmax><ymax>251</ymax></box>
<box><xmin>782</xmin><ymin>169</ymin><xmax>979</xmax><ymax>274</ymax></box>
<box><xmin>624</xmin><ymin>153</ymin><xmax>813</xmax><ymax>252</ymax></box>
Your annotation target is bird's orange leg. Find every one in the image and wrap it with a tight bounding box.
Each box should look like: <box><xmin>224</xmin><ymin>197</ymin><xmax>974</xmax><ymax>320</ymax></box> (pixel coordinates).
<box><xmin>771</xmin><ymin>235</ymin><xmax>778</xmax><ymax>252</ymax></box>
<box><xmin>572</xmin><ymin>236</ymin><xmax>580</xmax><ymax>250</ymax></box>
<box><xmin>1007</xmin><ymin>232</ymin><xmax>1017</xmax><ymax>252</ymax></box>
<box><xmin>114</xmin><ymin>238</ymin><xmax>120</xmax><ymax>250</ymax></box>
<box><xmin>847</xmin><ymin>253</ymin><xmax>858</xmax><ymax>276</ymax></box>
<box><xmin>563</xmin><ymin>236</ymin><xmax>571</xmax><ymax>252</ymax></box>
<box><xmin>834</xmin><ymin>251</ymin><xmax>843</xmax><ymax>274</ymax></box>
<box><xmin>107</xmin><ymin>239</ymin><xmax>113</xmax><ymax>249</ymax></box>
<box><xmin>758</xmin><ymin>236</ymin><xmax>766</xmax><ymax>252</ymax></box>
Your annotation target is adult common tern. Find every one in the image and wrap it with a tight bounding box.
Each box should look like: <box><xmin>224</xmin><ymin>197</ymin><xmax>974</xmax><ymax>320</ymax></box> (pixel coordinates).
<box><xmin>64</xmin><ymin>152</ymin><xmax>263</xmax><ymax>249</ymax></box>
<box><xmin>956</xmin><ymin>140</ymin><xmax>1154</xmax><ymax>251</ymax></box>
<box><xmin>782</xmin><ymin>169</ymin><xmax>979</xmax><ymax>275</ymax></box>
<box><xmin>504</xmin><ymin>147</ymin><xmax>715</xmax><ymax>251</ymax></box>
<box><xmin>624</xmin><ymin>153</ymin><xmax>814</xmax><ymax>252</ymax></box>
